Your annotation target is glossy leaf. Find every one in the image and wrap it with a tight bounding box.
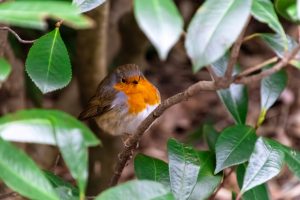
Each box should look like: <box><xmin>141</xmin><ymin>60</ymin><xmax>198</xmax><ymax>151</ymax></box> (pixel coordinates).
<box><xmin>241</xmin><ymin>138</ymin><xmax>284</xmax><ymax>194</ymax></box>
<box><xmin>215</xmin><ymin>125</ymin><xmax>257</xmax><ymax>173</ymax></box>
<box><xmin>0</xmin><ymin>138</ymin><xmax>58</xmax><ymax>200</ymax></box>
<box><xmin>237</xmin><ymin>164</ymin><xmax>270</xmax><ymax>200</ymax></box>
<box><xmin>0</xmin><ymin>58</ymin><xmax>11</xmax><ymax>83</ymax></box>
<box><xmin>73</xmin><ymin>0</ymin><xmax>106</xmax><ymax>13</ymax></box>
<box><xmin>189</xmin><ymin>151</ymin><xmax>222</xmax><ymax>200</ymax></box>
<box><xmin>53</xmin><ymin>122</ymin><xmax>88</xmax><ymax>197</ymax></box>
<box><xmin>251</xmin><ymin>0</ymin><xmax>286</xmax><ymax>45</ymax></box>
<box><xmin>259</xmin><ymin>33</ymin><xmax>300</xmax><ymax>68</ymax></box>
<box><xmin>44</xmin><ymin>171</ymin><xmax>79</xmax><ymax>200</ymax></box>
<box><xmin>0</xmin><ymin>1</ymin><xmax>92</xmax><ymax>30</ymax></box>
<box><xmin>134</xmin><ymin>0</ymin><xmax>183</xmax><ymax>60</ymax></box>
<box><xmin>0</xmin><ymin>109</ymin><xmax>100</xmax><ymax>147</ymax></box>
<box><xmin>26</xmin><ymin>28</ymin><xmax>72</xmax><ymax>93</ymax></box>
<box><xmin>95</xmin><ymin>180</ymin><xmax>174</xmax><ymax>200</ymax></box>
<box><xmin>212</xmin><ymin>55</ymin><xmax>248</xmax><ymax>124</ymax></box>
<box><xmin>261</xmin><ymin>69</ymin><xmax>287</xmax><ymax>111</ymax></box>
<box><xmin>185</xmin><ymin>0</ymin><xmax>251</xmax><ymax>71</ymax></box>
<box><xmin>134</xmin><ymin>154</ymin><xmax>170</xmax><ymax>187</ymax></box>
<box><xmin>203</xmin><ymin>124</ymin><xmax>219</xmax><ymax>152</ymax></box>
<box><xmin>275</xmin><ymin>0</ymin><xmax>297</xmax><ymax>22</ymax></box>
<box><xmin>281</xmin><ymin>146</ymin><xmax>300</xmax><ymax>179</ymax></box>
<box><xmin>167</xmin><ymin>138</ymin><xmax>200</xmax><ymax>200</ymax></box>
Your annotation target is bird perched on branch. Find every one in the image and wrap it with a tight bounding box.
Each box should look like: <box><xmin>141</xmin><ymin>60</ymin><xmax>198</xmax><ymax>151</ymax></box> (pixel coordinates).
<box><xmin>79</xmin><ymin>64</ymin><xmax>161</xmax><ymax>136</ymax></box>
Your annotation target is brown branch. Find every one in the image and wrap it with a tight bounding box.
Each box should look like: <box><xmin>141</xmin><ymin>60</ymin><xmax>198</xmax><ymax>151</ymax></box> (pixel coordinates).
<box><xmin>224</xmin><ymin>16</ymin><xmax>250</xmax><ymax>80</ymax></box>
<box><xmin>110</xmin><ymin>44</ymin><xmax>300</xmax><ymax>186</ymax></box>
<box><xmin>0</xmin><ymin>192</ymin><xmax>18</xmax><ymax>200</ymax></box>
<box><xmin>237</xmin><ymin>56</ymin><xmax>278</xmax><ymax>78</ymax></box>
<box><xmin>235</xmin><ymin>45</ymin><xmax>300</xmax><ymax>84</ymax></box>
<box><xmin>0</xmin><ymin>27</ymin><xmax>35</xmax><ymax>44</ymax></box>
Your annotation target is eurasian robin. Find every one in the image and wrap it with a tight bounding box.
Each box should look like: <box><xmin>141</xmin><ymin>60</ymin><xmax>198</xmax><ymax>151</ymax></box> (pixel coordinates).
<box><xmin>78</xmin><ymin>64</ymin><xmax>161</xmax><ymax>136</ymax></box>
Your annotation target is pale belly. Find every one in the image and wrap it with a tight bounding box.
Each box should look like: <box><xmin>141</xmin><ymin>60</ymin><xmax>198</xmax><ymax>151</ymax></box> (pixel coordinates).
<box><xmin>95</xmin><ymin>104</ymin><xmax>158</xmax><ymax>136</ymax></box>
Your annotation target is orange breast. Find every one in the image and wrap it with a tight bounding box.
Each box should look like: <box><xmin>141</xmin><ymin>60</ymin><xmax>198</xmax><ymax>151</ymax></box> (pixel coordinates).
<box><xmin>114</xmin><ymin>77</ymin><xmax>160</xmax><ymax>114</ymax></box>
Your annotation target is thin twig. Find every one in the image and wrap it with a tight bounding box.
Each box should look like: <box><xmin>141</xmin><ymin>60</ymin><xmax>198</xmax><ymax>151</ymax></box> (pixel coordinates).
<box><xmin>0</xmin><ymin>26</ymin><xmax>35</xmax><ymax>44</ymax></box>
<box><xmin>110</xmin><ymin>44</ymin><xmax>300</xmax><ymax>186</ymax></box>
<box><xmin>236</xmin><ymin>45</ymin><xmax>300</xmax><ymax>84</ymax></box>
<box><xmin>208</xmin><ymin>168</ymin><xmax>234</xmax><ymax>200</ymax></box>
<box><xmin>237</xmin><ymin>56</ymin><xmax>278</xmax><ymax>77</ymax></box>
<box><xmin>224</xmin><ymin>16</ymin><xmax>250</xmax><ymax>80</ymax></box>
<box><xmin>207</xmin><ymin>66</ymin><xmax>219</xmax><ymax>81</ymax></box>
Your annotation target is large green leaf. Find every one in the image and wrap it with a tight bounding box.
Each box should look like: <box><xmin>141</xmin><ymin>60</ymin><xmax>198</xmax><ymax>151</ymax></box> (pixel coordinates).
<box><xmin>0</xmin><ymin>58</ymin><xmax>11</xmax><ymax>83</ymax></box>
<box><xmin>167</xmin><ymin>138</ymin><xmax>200</xmax><ymax>200</ymax></box>
<box><xmin>258</xmin><ymin>68</ymin><xmax>287</xmax><ymax>125</ymax></box>
<box><xmin>134</xmin><ymin>0</ymin><xmax>183</xmax><ymax>60</ymax></box>
<box><xmin>212</xmin><ymin>55</ymin><xmax>248</xmax><ymax>124</ymax></box>
<box><xmin>95</xmin><ymin>180</ymin><xmax>174</xmax><ymax>200</ymax></box>
<box><xmin>0</xmin><ymin>1</ymin><xmax>92</xmax><ymax>30</ymax></box>
<box><xmin>185</xmin><ymin>0</ymin><xmax>251</xmax><ymax>71</ymax></box>
<box><xmin>259</xmin><ymin>33</ymin><xmax>300</xmax><ymax>68</ymax></box>
<box><xmin>52</xmin><ymin>120</ymin><xmax>88</xmax><ymax>198</ymax></box>
<box><xmin>134</xmin><ymin>154</ymin><xmax>170</xmax><ymax>187</ymax></box>
<box><xmin>275</xmin><ymin>0</ymin><xmax>297</xmax><ymax>22</ymax></box>
<box><xmin>189</xmin><ymin>151</ymin><xmax>222</xmax><ymax>200</ymax></box>
<box><xmin>0</xmin><ymin>138</ymin><xmax>58</xmax><ymax>200</ymax></box>
<box><xmin>251</xmin><ymin>0</ymin><xmax>286</xmax><ymax>45</ymax></box>
<box><xmin>73</xmin><ymin>0</ymin><xmax>106</xmax><ymax>13</ymax></box>
<box><xmin>215</xmin><ymin>125</ymin><xmax>257</xmax><ymax>173</ymax></box>
<box><xmin>203</xmin><ymin>124</ymin><xmax>219</xmax><ymax>152</ymax></box>
<box><xmin>236</xmin><ymin>164</ymin><xmax>270</xmax><ymax>200</ymax></box>
<box><xmin>44</xmin><ymin>171</ymin><xmax>79</xmax><ymax>200</ymax></box>
<box><xmin>281</xmin><ymin>146</ymin><xmax>300</xmax><ymax>179</ymax></box>
<box><xmin>26</xmin><ymin>28</ymin><xmax>71</xmax><ymax>93</ymax></box>
<box><xmin>0</xmin><ymin>109</ymin><xmax>100</xmax><ymax>147</ymax></box>
<box><xmin>241</xmin><ymin>138</ymin><xmax>284</xmax><ymax>194</ymax></box>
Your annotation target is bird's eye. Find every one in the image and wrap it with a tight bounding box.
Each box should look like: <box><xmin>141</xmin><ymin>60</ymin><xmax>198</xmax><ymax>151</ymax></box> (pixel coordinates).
<box><xmin>121</xmin><ymin>78</ymin><xmax>126</xmax><ymax>83</ymax></box>
<box><xmin>132</xmin><ymin>80</ymin><xmax>138</xmax><ymax>84</ymax></box>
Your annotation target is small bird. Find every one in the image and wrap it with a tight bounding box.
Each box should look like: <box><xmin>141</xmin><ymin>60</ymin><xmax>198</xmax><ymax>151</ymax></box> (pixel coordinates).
<box><xmin>79</xmin><ymin>64</ymin><xmax>161</xmax><ymax>136</ymax></box>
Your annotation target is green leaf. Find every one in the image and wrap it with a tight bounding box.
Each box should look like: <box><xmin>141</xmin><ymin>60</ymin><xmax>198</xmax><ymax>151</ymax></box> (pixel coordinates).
<box><xmin>0</xmin><ymin>138</ymin><xmax>58</xmax><ymax>200</ymax></box>
<box><xmin>259</xmin><ymin>33</ymin><xmax>300</xmax><ymax>68</ymax></box>
<box><xmin>185</xmin><ymin>0</ymin><xmax>251</xmax><ymax>71</ymax></box>
<box><xmin>251</xmin><ymin>0</ymin><xmax>287</xmax><ymax>46</ymax></box>
<box><xmin>95</xmin><ymin>180</ymin><xmax>174</xmax><ymax>200</ymax></box>
<box><xmin>167</xmin><ymin>138</ymin><xmax>200</xmax><ymax>200</ymax></box>
<box><xmin>134</xmin><ymin>154</ymin><xmax>170</xmax><ymax>187</ymax></box>
<box><xmin>26</xmin><ymin>28</ymin><xmax>72</xmax><ymax>93</ymax></box>
<box><xmin>203</xmin><ymin>124</ymin><xmax>219</xmax><ymax>152</ymax></box>
<box><xmin>73</xmin><ymin>0</ymin><xmax>106</xmax><ymax>13</ymax></box>
<box><xmin>0</xmin><ymin>58</ymin><xmax>11</xmax><ymax>83</ymax></box>
<box><xmin>0</xmin><ymin>1</ymin><xmax>93</xmax><ymax>30</ymax></box>
<box><xmin>261</xmin><ymin>69</ymin><xmax>287</xmax><ymax>111</ymax></box>
<box><xmin>189</xmin><ymin>151</ymin><xmax>222</xmax><ymax>200</ymax></box>
<box><xmin>52</xmin><ymin>120</ymin><xmax>88</xmax><ymax>197</ymax></box>
<box><xmin>241</xmin><ymin>138</ymin><xmax>284</xmax><ymax>194</ymax></box>
<box><xmin>281</xmin><ymin>146</ymin><xmax>300</xmax><ymax>179</ymax></box>
<box><xmin>0</xmin><ymin>109</ymin><xmax>100</xmax><ymax>147</ymax></box>
<box><xmin>275</xmin><ymin>0</ymin><xmax>297</xmax><ymax>22</ymax></box>
<box><xmin>44</xmin><ymin>171</ymin><xmax>79</xmax><ymax>200</ymax></box>
<box><xmin>215</xmin><ymin>125</ymin><xmax>257</xmax><ymax>173</ymax></box>
<box><xmin>212</xmin><ymin>55</ymin><xmax>248</xmax><ymax>124</ymax></box>
<box><xmin>236</xmin><ymin>164</ymin><xmax>270</xmax><ymax>200</ymax></box>
<box><xmin>134</xmin><ymin>0</ymin><xmax>183</xmax><ymax>60</ymax></box>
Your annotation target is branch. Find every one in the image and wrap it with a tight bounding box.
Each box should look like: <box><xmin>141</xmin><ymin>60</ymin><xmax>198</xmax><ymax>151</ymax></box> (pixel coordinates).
<box><xmin>224</xmin><ymin>16</ymin><xmax>250</xmax><ymax>80</ymax></box>
<box><xmin>110</xmin><ymin>44</ymin><xmax>300</xmax><ymax>186</ymax></box>
<box><xmin>0</xmin><ymin>27</ymin><xmax>35</xmax><ymax>44</ymax></box>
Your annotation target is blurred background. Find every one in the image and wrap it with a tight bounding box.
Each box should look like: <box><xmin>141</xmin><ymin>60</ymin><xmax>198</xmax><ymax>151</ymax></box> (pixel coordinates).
<box><xmin>1</xmin><ymin>0</ymin><xmax>300</xmax><ymax>199</ymax></box>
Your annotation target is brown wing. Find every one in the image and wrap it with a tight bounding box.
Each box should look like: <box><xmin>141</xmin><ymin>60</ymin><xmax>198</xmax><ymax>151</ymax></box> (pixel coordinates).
<box><xmin>78</xmin><ymin>76</ymin><xmax>117</xmax><ymax>120</ymax></box>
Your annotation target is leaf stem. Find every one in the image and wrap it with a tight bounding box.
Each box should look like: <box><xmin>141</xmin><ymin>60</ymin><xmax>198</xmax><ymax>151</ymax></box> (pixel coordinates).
<box><xmin>0</xmin><ymin>26</ymin><xmax>35</xmax><ymax>44</ymax></box>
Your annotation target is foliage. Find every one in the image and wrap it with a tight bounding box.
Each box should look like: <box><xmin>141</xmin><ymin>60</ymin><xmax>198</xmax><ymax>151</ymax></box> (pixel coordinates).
<box><xmin>1</xmin><ymin>0</ymin><xmax>300</xmax><ymax>199</ymax></box>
